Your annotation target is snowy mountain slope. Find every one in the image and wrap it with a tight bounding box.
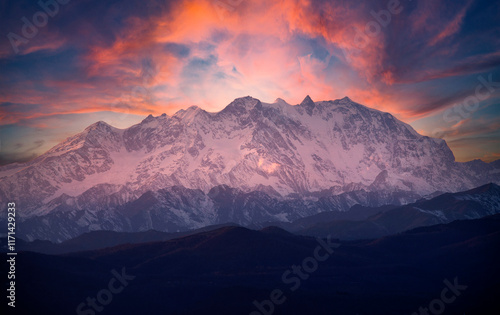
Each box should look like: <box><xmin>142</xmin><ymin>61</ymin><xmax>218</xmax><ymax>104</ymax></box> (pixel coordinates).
<box><xmin>1</xmin><ymin>96</ymin><xmax>498</xmax><ymax>214</ymax></box>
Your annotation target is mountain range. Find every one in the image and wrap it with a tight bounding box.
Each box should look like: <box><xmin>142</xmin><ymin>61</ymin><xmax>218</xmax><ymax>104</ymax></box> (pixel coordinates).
<box><xmin>1</xmin><ymin>96</ymin><xmax>499</xmax><ymax>242</ymax></box>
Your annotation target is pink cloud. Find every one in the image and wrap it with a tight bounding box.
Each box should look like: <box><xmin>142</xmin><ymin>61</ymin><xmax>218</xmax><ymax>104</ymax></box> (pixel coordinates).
<box><xmin>428</xmin><ymin>0</ymin><xmax>473</xmax><ymax>46</ymax></box>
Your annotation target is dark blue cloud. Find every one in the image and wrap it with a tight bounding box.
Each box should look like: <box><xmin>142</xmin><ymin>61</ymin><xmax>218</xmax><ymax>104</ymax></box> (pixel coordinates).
<box><xmin>163</xmin><ymin>42</ymin><xmax>191</xmax><ymax>58</ymax></box>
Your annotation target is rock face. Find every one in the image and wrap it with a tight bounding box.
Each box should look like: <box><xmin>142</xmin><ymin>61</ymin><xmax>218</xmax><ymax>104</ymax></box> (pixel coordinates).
<box><xmin>1</xmin><ymin>96</ymin><xmax>498</xmax><ymax>241</ymax></box>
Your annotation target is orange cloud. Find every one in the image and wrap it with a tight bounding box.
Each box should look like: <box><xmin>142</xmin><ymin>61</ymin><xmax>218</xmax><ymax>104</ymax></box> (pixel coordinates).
<box><xmin>2</xmin><ymin>0</ymin><xmax>495</xmax><ymax>130</ymax></box>
<box><xmin>1</xmin><ymin>0</ymin><xmax>409</xmax><ymax>127</ymax></box>
<box><xmin>74</xmin><ymin>0</ymin><xmax>396</xmax><ymax>111</ymax></box>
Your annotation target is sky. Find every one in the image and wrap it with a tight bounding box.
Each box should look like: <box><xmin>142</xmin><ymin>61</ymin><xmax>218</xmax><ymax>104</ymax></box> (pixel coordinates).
<box><xmin>0</xmin><ymin>0</ymin><xmax>499</xmax><ymax>164</ymax></box>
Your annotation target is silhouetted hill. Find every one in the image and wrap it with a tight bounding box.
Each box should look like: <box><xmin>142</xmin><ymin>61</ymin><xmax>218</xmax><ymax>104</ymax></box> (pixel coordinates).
<box><xmin>5</xmin><ymin>214</ymin><xmax>500</xmax><ymax>314</ymax></box>
<box><xmin>0</xmin><ymin>223</ymin><xmax>240</xmax><ymax>254</ymax></box>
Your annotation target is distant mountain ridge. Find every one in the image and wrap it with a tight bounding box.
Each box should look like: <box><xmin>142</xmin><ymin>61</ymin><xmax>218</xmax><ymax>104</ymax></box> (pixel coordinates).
<box><xmin>288</xmin><ymin>182</ymin><xmax>500</xmax><ymax>239</ymax></box>
<box><xmin>7</xmin><ymin>182</ymin><xmax>500</xmax><ymax>243</ymax></box>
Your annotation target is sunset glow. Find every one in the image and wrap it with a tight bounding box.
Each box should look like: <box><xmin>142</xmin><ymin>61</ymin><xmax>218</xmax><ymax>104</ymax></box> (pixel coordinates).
<box><xmin>1</xmin><ymin>0</ymin><xmax>499</xmax><ymax>164</ymax></box>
